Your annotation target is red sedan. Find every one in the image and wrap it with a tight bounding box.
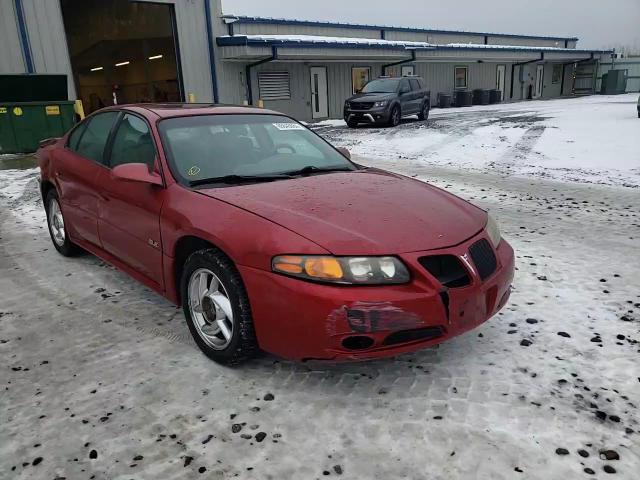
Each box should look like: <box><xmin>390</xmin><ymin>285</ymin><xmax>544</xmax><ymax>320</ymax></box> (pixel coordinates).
<box><xmin>38</xmin><ymin>104</ymin><xmax>514</xmax><ymax>364</ymax></box>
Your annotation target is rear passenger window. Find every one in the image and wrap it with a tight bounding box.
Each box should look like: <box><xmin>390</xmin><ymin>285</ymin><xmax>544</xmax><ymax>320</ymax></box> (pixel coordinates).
<box><xmin>67</xmin><ymin>122</ymin><xmax>87</xmax><ymax>151</ymax></box>
<box><xmin>75</xmin><ymin>112</ymin><xmax>119</xmax><ymax>164</ymax></box>
<box><xmin>409</xmin><ymin>79</ymin><xmax>421</xmax><ymax>91</ymax></box>
<box><xmin>109</xmin><ymin>114</ymin><xmax>156</xmax><ymax>171</ymax></box>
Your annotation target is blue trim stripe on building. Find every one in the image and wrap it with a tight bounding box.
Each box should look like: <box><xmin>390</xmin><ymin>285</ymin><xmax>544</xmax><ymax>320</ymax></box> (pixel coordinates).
<box><xmin>204</xmin><ymin>0</ymin><xmax>220</xmax><ymax>103</ymax></box>
<box><xmin>13</xmin><ymin>0</ymin><xmax>34</xmax><ymax>73</ymax></box>
<box><xmin>221</xmin><ymin>15</ymin><xmax>580</xmax><ymax>42</ymax></box>
<box><xmin>216</xmin><ymin>35</ymin><xmax>612</xmax><ymax>56</ymax></box>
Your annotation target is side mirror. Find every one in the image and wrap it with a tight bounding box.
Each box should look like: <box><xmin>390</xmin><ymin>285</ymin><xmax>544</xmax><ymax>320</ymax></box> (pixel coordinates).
<box><xmin>112</xmin><ymin>163</ymin><xmax>163</xmax><ymax>186</ymax></box>
<box><xmin>337</xmin><ymin>146</ymin><xmax>351</xmax><ymax>159</ymax></box>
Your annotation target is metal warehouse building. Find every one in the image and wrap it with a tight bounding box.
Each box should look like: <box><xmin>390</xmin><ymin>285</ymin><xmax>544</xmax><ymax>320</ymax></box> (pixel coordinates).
<box><xmin>1</xmin><ymin>0</ymin><xmax>613</xmax><ymax>122</ymax></box>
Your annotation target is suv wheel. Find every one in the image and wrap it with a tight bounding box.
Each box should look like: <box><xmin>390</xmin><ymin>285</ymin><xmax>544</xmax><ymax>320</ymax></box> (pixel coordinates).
<box><xmin>181</xmin><ymin>248</ymin><xmax>258</xmax><ymax>365</ymax></box>
<box><xmin>418</xmin><ymin>102</ymin><xmax>430</xmax><ymax>121</ymax></box>
<box><xmin>388</xmin><ymin>105</ymin><xmax>401</xmax><ymax>127</ymax></box>
<box><xmin>45</xmin><ymin>189</ymin><xmax>80</xmax><ymax>256</ymax></box>
<box><xmin>346</xmin><ymin>119</ymin><xmax>359</xmax><ymax>128</ymax></box>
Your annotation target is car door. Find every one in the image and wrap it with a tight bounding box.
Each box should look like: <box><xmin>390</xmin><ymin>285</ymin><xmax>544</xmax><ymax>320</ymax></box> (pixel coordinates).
<box><xmin>54</xmin><ymin>111</ymin><xmax>119</xmax><ymax>247</ymax></box>
<box><xmin>409</xmin><ymin>78</ymin><xmax>424</xmax><ymax>111</ymax></box>
<box><xmin>96</xmin><ymin>112</ymin><xmax>165</xmax><ymax>287</ymax></box>
<box><xmin>398</xmin><ymin>79</ymin><xmax>413</xmax><ymax>113</ymax></box>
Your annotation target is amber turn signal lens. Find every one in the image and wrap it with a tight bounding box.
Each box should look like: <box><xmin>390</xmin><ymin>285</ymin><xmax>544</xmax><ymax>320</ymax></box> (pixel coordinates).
<box><xmin>272</xmin><ymin>255</ymin><xmax>304</xmax><ymax>274</ymax></box>
<box><xmin>304</xmin><ymin>257</ymin><xmax>343</xmax><ymax>279</ymax></box>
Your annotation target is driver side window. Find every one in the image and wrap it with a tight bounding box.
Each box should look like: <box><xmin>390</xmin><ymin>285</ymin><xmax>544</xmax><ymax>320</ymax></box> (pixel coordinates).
<box><xmin>109</xmin><ymin>114</ymin><xmax>156</xmax><ymax>171</ymax></box>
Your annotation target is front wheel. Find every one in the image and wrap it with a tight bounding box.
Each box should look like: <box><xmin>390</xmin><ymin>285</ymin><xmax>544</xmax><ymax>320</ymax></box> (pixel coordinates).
<box><xmin>346</xmin><ymin>119</ymin><xmax>359</xmax><ymax>128</ymax></box>
<box><xmin>45</xmin><ymin>189</ymin><xmax>80</xmax><ymax>256</ymax></box>
<box><xmin>418</xmin><ymin>102</ymin><xmax>430</xmax><ymax>121</ymax></box>
<box><xmin>181</xmin><ymin>248</ymin><xmax>258</xmax><ymax>365</ymax></box>
<box><xmin>388</xmin><ymin>105</ymin><xmax>401</xmax><ymax>127</ymax></box>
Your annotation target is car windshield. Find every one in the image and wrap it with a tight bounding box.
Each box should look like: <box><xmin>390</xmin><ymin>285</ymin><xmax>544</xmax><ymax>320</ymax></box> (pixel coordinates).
<box><xmin>361</xmin><ymin>78</ymin><xmax>401</xmax><ymax>93</ymax></box>
<box><xmin>158</xmin><ymin>114</ymin><xmax>354</xmax><ymax>185</ymax></box>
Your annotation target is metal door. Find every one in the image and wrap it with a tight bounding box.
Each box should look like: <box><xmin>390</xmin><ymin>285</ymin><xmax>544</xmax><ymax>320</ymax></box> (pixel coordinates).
<box><xmin>496</xmin><ymin>65</ymin><xmax>506</xmax><ymax>101</ymax></box>
<box><xmin>310</xmin><ymin>67</ymin><xmax>328</xmax><ymax>119</ymax></box>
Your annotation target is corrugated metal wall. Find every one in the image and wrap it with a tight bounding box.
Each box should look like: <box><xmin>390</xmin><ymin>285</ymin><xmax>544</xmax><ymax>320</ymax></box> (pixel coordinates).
<box><xmin>0</xmin><ymin>0</ymin><xmax>26</xmax><ymax>74</ymax></box>
<box><xmin>487</xmin><ymin>36</ymin><xmax>564</xmax><ymax>48</ymax></box>
<box><xmin>234</xmin><ymin>23</ymin><xmax>382</xmax><ymax>40</ymax></box>
<box><xmin>598</xmin><ymin>60</ymin><xmax>640</xmax><ymax>93</ymax></box>
<box><xmin>244</xmin><ymin>59</ymin><xmax>587</xmax><ymax>122</ymax></box>
<box><xmin>21</xmin><ymin>0</ymin><xmax>76</xmax><ymax>98</ymax></box>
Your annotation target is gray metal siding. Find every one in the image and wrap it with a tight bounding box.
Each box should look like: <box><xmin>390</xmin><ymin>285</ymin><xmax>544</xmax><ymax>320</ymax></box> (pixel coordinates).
<box><xmin>21</xmin><ymin>0</ymin><xmax>76</xmax><ymax>98</ymax></box>
<box><xmin>598</xmin><ymin>60</ymin><xmax>640</xmax><ymax>93</ymax></box>
<box><xmin>0</xmin><ymin>0</ymin><xmax>25</xmax><ymax>73</ymax></box>
<box><xmin>383</xmin><ymin>30</ymin><xmax>485</xmax><ymax>44</ymax></box>
<box><xmin>234</xmin><ymin>23</ymin><xmax>381</xmax><ymax>39</ymax></box>
<box><xmin>487</xmin><ymin>36</ymin><xmax>564</xmax><ymax>48</ymax></box>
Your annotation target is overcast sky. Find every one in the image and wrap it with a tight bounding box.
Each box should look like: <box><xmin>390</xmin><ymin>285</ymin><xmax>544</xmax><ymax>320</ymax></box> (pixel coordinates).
<box><xmin>223</xmin><ymin>0</ymin><xmax>640</xmax><ymax>50</ymax></box>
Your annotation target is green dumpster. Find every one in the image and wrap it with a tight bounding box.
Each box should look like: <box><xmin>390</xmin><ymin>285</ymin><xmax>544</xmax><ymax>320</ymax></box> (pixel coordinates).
<box><xmin>0</xmin><ymin>101</ymin><xmax>76</xmax><ymax>154</ymax></box>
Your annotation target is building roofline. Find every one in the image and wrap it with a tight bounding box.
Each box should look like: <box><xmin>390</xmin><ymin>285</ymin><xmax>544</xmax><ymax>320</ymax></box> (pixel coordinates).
<box><xmin>216</xmin><ymin>35</ymin><xmax>613</xmax><ymax>55</ymax></box>
<box><xmin>221</xmin><ymin>15</ymin><xmax>580</xmax><ymax>42</ymax></box>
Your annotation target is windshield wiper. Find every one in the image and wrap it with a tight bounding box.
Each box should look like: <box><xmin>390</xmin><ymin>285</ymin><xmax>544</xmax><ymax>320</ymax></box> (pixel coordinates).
<box><xmin>283</xmin><ymin>165</ymin><xmax>353</xmax><ymax>176</ymax></box>
<box><xmin>189</xmin><ymin>173</ymin><xmax>292</xmax><ymax>187</ymax></box>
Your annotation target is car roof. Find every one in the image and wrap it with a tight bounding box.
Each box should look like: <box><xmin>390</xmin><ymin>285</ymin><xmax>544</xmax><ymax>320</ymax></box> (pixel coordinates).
<box><xmin>98</xmin><ymin>103</ymin><xmax>285</xmax><ymax>119</ymax></box>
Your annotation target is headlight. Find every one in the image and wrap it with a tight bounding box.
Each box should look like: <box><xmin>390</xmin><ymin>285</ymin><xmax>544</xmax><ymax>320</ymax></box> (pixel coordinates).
<box><xmin>344</xmin><ymin>101</ymin><xmax>351</xmax><ymax>108</ymax></box>
<box><xmin>373</xmin><ymin>100</ymin><xmax>387</xmax><ymax>107</ymax></box>
<box><xmin>272</xmin><ymin>255</ymin><xmax>410</xmax><ymax>285</ymax></box>
<box><xmin>485</xmin><ymin>214</ymin><xmax>501</xmax><ymax>247</ymax></box>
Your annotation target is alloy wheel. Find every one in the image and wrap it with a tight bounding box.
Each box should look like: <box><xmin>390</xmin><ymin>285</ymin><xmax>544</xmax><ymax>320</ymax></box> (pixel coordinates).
<box><xmin>188</xmin><ymin>268</ymin><xmax>234</xmax><ymax>350</ymax></box>
<box><xmin>48</xmin><ymin>199</ymin><xmax>66</xmax><ymax>247</ymax></box>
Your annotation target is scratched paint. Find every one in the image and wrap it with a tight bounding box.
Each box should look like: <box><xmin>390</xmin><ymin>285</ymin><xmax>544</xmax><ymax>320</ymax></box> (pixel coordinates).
<box><xmin>326</xmin><ymin>301</ymin><xmax>423</xmax><ymax>336</ymax></box>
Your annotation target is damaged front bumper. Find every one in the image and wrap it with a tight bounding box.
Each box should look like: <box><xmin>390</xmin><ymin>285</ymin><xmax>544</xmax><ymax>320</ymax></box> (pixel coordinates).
<box><xmin>239</xmin><ymin>232</ymin><xmax>515</xmax><ymax>361</ymax></box>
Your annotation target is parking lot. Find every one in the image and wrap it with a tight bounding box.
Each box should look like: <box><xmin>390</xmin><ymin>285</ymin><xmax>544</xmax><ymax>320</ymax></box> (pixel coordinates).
<box><xmin>1</xmin><ymin>94</ymin><xmax>639</xmax><ymax>479</ymax></box>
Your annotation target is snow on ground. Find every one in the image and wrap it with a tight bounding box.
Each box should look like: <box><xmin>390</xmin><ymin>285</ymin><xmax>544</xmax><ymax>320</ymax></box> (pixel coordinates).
<box><xmin>316</xmin><ymin>93</ymin><xmax>640</xmax><ymax>188</ymax></box>
<box><xmin>1</xmin><ymin>96</ymin><xmax>639</xmax><ymax>479</ymax></box>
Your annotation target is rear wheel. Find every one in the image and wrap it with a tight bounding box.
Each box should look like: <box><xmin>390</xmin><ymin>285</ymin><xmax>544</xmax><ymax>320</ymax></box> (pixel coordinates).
<box><xmin>45</xmin><ymin>190</ymin><xmax>80</xmax><ymax>256</ymax></box>
<box><xmin>418</xmin><ymin>102</ymin><xmax>430</xmax><ymax>121</ymax></box>
<box><xmin>181</xmin><ymin>248</ymin><xmax>258</xmax><ymax>365</ymax></box>
<box><xmin>388</xmin><ymin>105</ymin><xmax>401</xmax><ymax>127</ymax></box>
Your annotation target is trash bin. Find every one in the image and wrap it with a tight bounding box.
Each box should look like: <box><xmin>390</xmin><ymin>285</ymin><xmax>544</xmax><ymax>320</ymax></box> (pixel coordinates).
<box><xmin>489</xmin><ymin>89</ymin><xmax>502</xmax><ymax>104</ymax></box>
<box><xmin>473</xmin><ymin>89</ymin><xmax>490</xmax><ymax>105</ymax></box>
<box><xmin>0</xmin><ymin>101</ymin><xmax>75</xmax><ymax>154</ymax></box>
<box><xmin>438</xmin><ymin>93</ymin><xmax>452</xmax><ymax>108</ymax></box>
<box><xmin>455</xmin><ymin>90</ymin><xmax>473</xmax><ymax>107</ymax></box>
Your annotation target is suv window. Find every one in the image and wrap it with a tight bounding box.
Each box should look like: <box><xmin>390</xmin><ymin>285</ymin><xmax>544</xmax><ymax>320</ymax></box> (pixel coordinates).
<box><xmin>67</xmin><ymin>122</ymin><xmax>87</xmax><ymax>151</ymax></box>
<box><xmin>109</xmin><ymin>114</ymin><xmax>156</xmax><ymax>170</ymax></box>
<box><xmin>399</xmin><ymin>79</ymin><xmax>411</xmax><ymax>93</ymax></box>
<box><xmin>75</xmin><ymin>112</ymin><xmax>119</xmax><ymax>164</ymax></box>
<box><xmin>409</xmin><ymin>79</ymin><xmax>421</xmax><ymax>91</ymax></box>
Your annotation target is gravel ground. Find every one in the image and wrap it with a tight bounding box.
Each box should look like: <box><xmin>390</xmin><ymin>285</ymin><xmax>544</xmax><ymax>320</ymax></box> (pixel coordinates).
<box><xmin>1</xmin><ymin>101</ymin><xmax>639</xmax><ymax>479</ymax></box>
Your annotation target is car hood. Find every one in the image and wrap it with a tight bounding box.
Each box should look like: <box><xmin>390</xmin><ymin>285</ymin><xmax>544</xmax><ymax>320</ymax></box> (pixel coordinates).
<box><xmin>347</xmin><ymin>92</ymin><xmax>397</xmax><ymax>102</ymax></box>
<box><xmin>199</xmin><ymin>170</ymin><xmax>487</xmax><ymax>255</ymax></box>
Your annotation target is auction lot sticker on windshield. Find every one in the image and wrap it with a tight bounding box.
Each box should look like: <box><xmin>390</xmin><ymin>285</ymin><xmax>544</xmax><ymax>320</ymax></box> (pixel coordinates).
<box><xmin>273</xmin><ymin>122</ymin><xmax>304</xmax><ymax>130</ymax></box>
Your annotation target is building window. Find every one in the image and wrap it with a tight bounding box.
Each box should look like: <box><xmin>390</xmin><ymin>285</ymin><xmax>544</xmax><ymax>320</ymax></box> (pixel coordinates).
<box><xmin>401</xmin><ymin>65</ymin><xmax>415</xmax><ymax>77</ymax></box>
<box><xmin>552</xmin><ymin>64</ymin><xmax>562</xmax><ymax>84</ymax></box>
<box><xmin>352</xmin><ymin>67</ymin><xmax>370</xmax><ymax>93</ymax></box>
<box><xmin>258</xmin><ymin>71</ymin><xmax>291</xmax><ymax>100</ymax></box>
<box><xmin>454</xmin><ymin>66</ymin><xmax>468</xmax><ymax>89</ymax></box>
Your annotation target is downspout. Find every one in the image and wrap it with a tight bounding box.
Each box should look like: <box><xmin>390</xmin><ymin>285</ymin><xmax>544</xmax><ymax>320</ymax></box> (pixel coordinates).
<box><xmin>382</xmin><ymin>49</ymin><xmax>416</xmax><ymax>76</ymax></box>
<box><xmin>13</xmin><ymin>0</ymin><xmax>34</xmax><ymax>73</ymax></box>
<box><xmin>509</xmin><ymin>53</ymin><xmax>543</xmax><ymax>99</ymax></box>
<box><xmin>245</xmin><ymin>46</ymin><xmax>278</xmax><ymax>106</ymax></box>
<box><xmin>203</xmin><ymin>0</ymin><xmax>219</xmax><ymax>102</ymax></box>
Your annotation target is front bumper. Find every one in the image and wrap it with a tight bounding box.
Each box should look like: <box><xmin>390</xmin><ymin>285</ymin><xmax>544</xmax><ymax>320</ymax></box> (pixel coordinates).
<box><xmin>239</xmin><ymin>231</ymin><xmax>515</xmax><ymax>361</ymax></box>
<box><xmin>344</xmin><ymin>105</ymin><xmax>390</xmax><ymax>124</ymax></box>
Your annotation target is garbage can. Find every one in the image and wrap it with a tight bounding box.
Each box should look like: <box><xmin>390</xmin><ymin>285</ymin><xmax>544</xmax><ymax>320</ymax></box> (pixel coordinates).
<box><xmin>438</xmin><ymin>93</ymin><xmax>452</xmax><ymax>108</ymax></box>
<box><xmin>0</xmin><ymin>101</ymin><xmax>75</xmax><ymax>154</ymax></box>
<box><xmin>489</xmin><ymin>89</ymin><xmax>502</xmax><ymax>104</ymax></box>
<box><xmin>455</xmin><ymin>90</ymin><xmax>473</xmax><ymax>107</ymax></box>
<box><xmin>473</xmin><ymin>89</ymin><xmax>490</xmax><ymax>105</ymax></box>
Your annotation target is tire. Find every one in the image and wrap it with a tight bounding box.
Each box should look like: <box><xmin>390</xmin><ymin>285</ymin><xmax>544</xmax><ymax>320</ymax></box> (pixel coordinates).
<box><xmin>181</xmin><ymin>248</ymin><xmax>258</xmax><ymax>365</ymax></box>
<box><xmin>346</xmin><ymin>120</ymin><xmax>358</xmax><ymax>128</ymax></box>
<box><xmin>45</xmin><ymin>189</ymin><xmax>80</xmax><ymax>256</ymax></box>
<box><xmin>418</xmin><ymin>102</ymin><xmax>430</xmax><ymax>121</ymax></box>
<box><xmin>388</xmin><ymin>105</ymin><xmax>401</xmax><ymax>127</ymax></box>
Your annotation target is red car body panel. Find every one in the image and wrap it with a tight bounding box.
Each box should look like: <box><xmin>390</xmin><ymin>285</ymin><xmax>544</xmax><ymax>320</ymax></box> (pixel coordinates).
<box><xmin>200</xmin><ymin>169</ymin><xmax>486</xmax><ymax>255</ymax></box>
<box><xmin>38</xmin><ymin>104</ymin><xmax>515</xmax><ymax>361</ymax></box>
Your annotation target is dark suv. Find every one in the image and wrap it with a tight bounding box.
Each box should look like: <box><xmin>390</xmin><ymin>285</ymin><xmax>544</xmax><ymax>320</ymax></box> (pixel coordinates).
<box><xmin>344</xmin><ymin>76</ymin><xmax>430</xmax><ymax>128</ymax></box>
